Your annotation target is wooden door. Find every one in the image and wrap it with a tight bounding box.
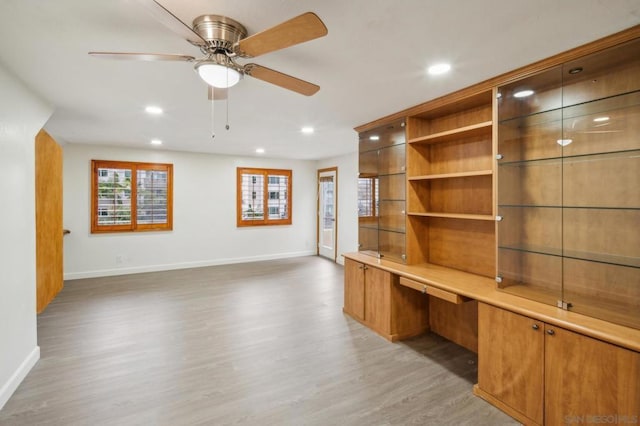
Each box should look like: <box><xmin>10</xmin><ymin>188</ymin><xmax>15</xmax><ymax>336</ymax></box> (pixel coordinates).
<box><xmin>343</xmin><ymin>259</ymin><xmax>365</xmax><ymax>320</ymax></box>
<box><xmin>35</xmin><ymin>129</ymin><xmax>63</xmax><ymax>313</ymax></box>
<box><xmin>364</xmin><ymin>266</ymin><xmax>391</xmax><ymax>335</ymax></box>
<box><xmin>477</xmin><ymin>303</ymin><xmax>544</xmax><ymax>425</ymax></box>
<box><xmin>545</xmin><ymin>325</ymin><xmax>640</xmax><ymax>424</ymax></box>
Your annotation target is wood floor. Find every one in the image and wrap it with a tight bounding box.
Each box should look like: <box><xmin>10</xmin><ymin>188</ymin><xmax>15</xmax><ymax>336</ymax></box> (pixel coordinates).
<box><xmin>0</xmin><ymin>256</ymin><xmax>518</xmax><ymax>425</ymax></box>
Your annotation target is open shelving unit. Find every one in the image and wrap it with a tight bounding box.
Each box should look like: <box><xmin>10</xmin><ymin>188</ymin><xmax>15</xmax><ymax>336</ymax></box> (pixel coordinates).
<box><xmin>405</xmin><ymin>89</ymin><xmax>495</xmax><ymax>278</ymax></box>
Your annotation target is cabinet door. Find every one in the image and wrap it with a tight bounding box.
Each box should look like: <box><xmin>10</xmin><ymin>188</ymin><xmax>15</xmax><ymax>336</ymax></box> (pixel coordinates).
<box><xmin>478</xmin><ymin>304</ymin><xmax>544</xmax><ymax>424</ymax></box>
<box><xmin>364</xmin><ymin>265</ymin><xmax>392</xmax><ymax>334</ymax></box>
<box><xmin>545</xmin><ymin>326</ymin><xmax>640</xmax><ymax>424</ymax></box>
<box><xmin>344</xmin><ymin>259</ymin><xmax>365</xmax><ymax>320</ymax></box>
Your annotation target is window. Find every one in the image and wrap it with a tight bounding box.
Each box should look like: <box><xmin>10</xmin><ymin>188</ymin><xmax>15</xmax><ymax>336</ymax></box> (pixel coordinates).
<box><xmin>237</xmin><ymin>167</ymin><xmax>292</xmax><ymax>226</ymax></box>
<box><xmin>358</xmin><ymin>177</ymin><xmax>378</xmax><ymax>217</ymax></box>
<box><xmin>91</xmin><ymin>160</ymin><xmax>173</xmax><ymax>233</ymax></box>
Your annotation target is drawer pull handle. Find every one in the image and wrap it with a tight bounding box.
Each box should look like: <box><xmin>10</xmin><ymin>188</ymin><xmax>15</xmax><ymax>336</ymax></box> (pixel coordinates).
<box><xmin>532</xmin><ymin>324</ymin><xmax>539</xmax><ymax>331</ymax></box>
<box><xmin>547</xmin><ymin>329</ymin><xmax>555</xmax><ymax>336</ymax></box>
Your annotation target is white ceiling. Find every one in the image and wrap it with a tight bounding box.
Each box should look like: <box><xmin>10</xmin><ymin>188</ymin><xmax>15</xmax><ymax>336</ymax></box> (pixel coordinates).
<box><xmin>1</xmin><ymin>1</ymin><xmax>638</xmax><ymax>160</ymax></box>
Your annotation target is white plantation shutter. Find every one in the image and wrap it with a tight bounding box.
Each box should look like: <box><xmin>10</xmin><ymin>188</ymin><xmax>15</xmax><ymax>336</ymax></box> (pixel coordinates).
<box><xmin>241</xmin><ymin>173</ymin><xmax>264</xmax><ymax>220</ymax></box>
<box><xmin>96</xmin><ymin>167</ymin><xmax>132</xmax><ymax>225</ymax></box>
<box><xmin>267</xmin><ymin>173</ymin><xmax>288</xmax><ymax>220</ymax></box>
<box><xmin>137</xmin><ymin>169</ymin><xmax>169</xmax><ymax>225</ymax></box>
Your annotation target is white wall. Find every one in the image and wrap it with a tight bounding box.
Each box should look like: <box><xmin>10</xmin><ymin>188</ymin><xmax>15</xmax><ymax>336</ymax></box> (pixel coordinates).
<box><xmin>63</xmin><ymin>144</ymin><xmax>319</xmax><ymax>279</ymax></box>
<box><xmin>0</xmin><ymin>65</ymin><xmax>52</xmax><ymax>409</ymax></box>
<box><xmin>316</xmin><ymin>151</ymin><xmax>359</xmax><ymax>265</ymax></box>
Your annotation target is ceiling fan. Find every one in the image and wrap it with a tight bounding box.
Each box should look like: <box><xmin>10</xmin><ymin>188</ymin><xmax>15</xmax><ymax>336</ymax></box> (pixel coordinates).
<box><xmin>89</xmin><ymin>0</ymin><xmax>328</xmax><ymax>98</ymax></box>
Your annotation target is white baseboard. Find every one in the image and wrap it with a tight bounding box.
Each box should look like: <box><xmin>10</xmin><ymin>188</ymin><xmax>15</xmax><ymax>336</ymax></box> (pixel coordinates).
<box><xmin>64</xmin><ymin>250</ymin><xmax>317</xmax><ymax>280</ymax></box>
<box><xmin>0</xmin><ymin>346</ymin><xmax>40</xmax><ymax>410</ymax></box>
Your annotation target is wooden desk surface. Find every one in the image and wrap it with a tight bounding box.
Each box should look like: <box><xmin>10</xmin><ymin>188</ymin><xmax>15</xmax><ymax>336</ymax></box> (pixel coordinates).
<box><xmin>343</xmin><ymin>252</ymin><xmax>640</xmax><ymax>352</ymax></box>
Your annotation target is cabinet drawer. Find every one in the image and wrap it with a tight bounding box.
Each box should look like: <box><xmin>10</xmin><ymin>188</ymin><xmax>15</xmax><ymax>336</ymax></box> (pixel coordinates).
<box><xmin>399</xmin><ymin>277</ymin><xmax>468</xmax><ymax>304</ymax></box>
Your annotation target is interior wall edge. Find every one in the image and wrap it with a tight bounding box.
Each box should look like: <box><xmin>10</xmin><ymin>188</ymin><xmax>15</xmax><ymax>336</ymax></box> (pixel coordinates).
<box><xmin>0</xmin><ymin>346</ymin><xmax>40</xmax><ymax>411</ymax></box>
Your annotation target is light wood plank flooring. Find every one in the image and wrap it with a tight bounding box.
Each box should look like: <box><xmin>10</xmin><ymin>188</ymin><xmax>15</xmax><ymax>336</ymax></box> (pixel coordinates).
<box><xmin>0</xmin><ymin>256</ymin><xmax>518</xmax><ymax>425</ymax></box>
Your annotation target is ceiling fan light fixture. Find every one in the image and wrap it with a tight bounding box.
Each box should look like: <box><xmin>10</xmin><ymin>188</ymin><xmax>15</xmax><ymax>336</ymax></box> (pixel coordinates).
<box><xmin>196</xmin><ymin>61</ymin><xmax>241</xmax><ymax>88</ymax></box>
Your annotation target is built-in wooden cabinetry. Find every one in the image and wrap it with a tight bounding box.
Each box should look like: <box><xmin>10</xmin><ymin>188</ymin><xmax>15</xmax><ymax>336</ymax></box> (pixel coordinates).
<box><xmin>343</xmin><ymin>258</ymin><xmax>428</xmax><ymax>341</ymax></box>
<box><xmin>346</xmin><ymin>24</ymin><xmax>640</xmax><ymax>426</ymax></box>
<box><xmin>476</xmin><ymin>303</ymin><xmax>640</xmax><ymax>426</ymax></box>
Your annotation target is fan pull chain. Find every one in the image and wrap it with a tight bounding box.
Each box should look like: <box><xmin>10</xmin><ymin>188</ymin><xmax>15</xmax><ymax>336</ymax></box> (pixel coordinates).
<box><xmin>225</xmin><ymin>70</ymin><xmax>230</xmax><ymax>130</ymax></box>
<box><xmin>210</xmin><ymin>97</ymin><xmax>215</xmax><ymax>139</ymax></box>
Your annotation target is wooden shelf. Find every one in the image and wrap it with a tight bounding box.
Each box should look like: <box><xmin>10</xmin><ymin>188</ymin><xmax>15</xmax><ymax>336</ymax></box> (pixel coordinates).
<box><xmin>409</xmin><ymin>170</ymin><xmax>493</xmax><ymax>180</ymax></box>
<box><xmin>407</xmin><ymin>212</ymin><xmax>495</xmax><ymax>221</ymax></box>
<box><xmin>408</xmin><ymin>121</ymin><xmax>493</xmax><ymax>144</ymax></box>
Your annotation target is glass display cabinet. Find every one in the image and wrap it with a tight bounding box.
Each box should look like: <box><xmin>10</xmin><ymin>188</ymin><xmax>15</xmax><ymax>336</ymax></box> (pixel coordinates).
<box><xmin>357</xmin><ymin>120</ymin><xmax>406</xmax><ymax>263</ymax></box>
<box><xmin>496</xmin><ymin>37</ymin><xmax>640</xmax><ymax>329</ymax></box>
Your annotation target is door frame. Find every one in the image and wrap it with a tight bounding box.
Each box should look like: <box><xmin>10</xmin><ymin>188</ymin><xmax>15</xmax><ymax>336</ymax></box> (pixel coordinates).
<box><xmin>317</xmin><ymin>167</ymin><xmax>338</xmax><ymax>262</ymax></box>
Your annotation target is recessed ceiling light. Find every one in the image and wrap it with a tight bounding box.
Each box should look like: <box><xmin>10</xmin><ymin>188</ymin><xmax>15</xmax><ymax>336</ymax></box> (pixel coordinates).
<box><xmin>514</xmin><ymin>89</ymin><xmax>535</xmax><ymax>98</ymax></box>
<box><xmin>427</xmin><ymin>63</ymin><xmax>451</xmax><ymax>75</ymax></box>
<box><xmin>145</xmin><ymin>106</ymin><xmax>163</xmax><ymax>115</ymax></box>
<box><xmin>369</xmin><ymin>135</ymin><xmax>380</xmax><ymax>141</ymax></box>
<box><xmin>593</xmin><ymin>116</ymin><xmax>610</xmax><ymax>122</ymax></box>
<box><xmin>150</xmin><ymin>139</ymin><xmax>162</xmax><ymax>145</ymax></box>
<box><xmin>255</xmin><ymin>148</ymin><xmax>265</xmax><ymax>154</ymax></box>
<box><xmin>301</xmin><ymin>127</ymin><xmax>314</xmax><ymax>134</ymax></box>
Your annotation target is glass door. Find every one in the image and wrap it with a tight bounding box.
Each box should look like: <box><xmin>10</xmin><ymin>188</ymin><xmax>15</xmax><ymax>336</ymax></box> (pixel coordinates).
<box><xmin>318</xmin><ymin>168</ymin><xmax>337</xmax><ymax>261</ymax></box>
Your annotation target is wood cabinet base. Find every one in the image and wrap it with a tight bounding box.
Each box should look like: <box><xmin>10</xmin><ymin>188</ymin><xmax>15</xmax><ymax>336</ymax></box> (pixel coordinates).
<box><xmin>343</xmin><ymin>258</ymin><xmax>429</xmax><ymax>342</ymax></box>
<box><xmin>343</xmin><ymin>307</ymin><xmax>429</xmax><ymax>342</ymax></box>
<box><xmin>473</xmin><ymin>385</ymin><xmax>540</xmax><ymax>426</ymax></box>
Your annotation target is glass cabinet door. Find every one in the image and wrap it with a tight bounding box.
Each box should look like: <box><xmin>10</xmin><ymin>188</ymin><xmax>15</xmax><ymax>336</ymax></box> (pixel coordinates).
<box><xmin>496</xmin><ymin>38</ymin><xmax>640</xmax><ymax>329</ymax></box>
<box><xmin>358</xmin><ymin>120</ymin><xmax>406</xmax><ymax>263</ymax></box>
<box><xmin>497</xmin><ymin>66</ymin><xmax>564</xmax><ymax>306</ymax></box>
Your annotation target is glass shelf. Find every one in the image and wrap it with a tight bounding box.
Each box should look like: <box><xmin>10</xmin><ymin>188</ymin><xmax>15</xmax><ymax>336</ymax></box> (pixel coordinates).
<box><xmin>498</xmin><ymin>148</ymin><xmax>640</xmax><ymax>166</ymax></box>
<box><xmin>496</xmin><ymin>37</ymin><xmax>640</xmax><ymax>330</ymax></box>
<box><xmin>498</xmin><ymin>89</ymin><xmax>640</xmax><ymax>124</ymax></box>
<box><xmin>359</xmin><ymin>224</ymin><xmax>379</xmax><ymax>230</ymax></box>
<box><xmin>378</xmin><ymin>227</ymin><xmax>406</xmax><ymax>234</ymax></box>
<box><xmin>499</xmin><ymin>245</ymin><xmax>640</xmax><ymax>269</ymax></box>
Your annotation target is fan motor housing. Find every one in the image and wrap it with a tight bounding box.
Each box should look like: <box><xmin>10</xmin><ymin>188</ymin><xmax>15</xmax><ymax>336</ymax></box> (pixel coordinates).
<box><xmin>193</xmin><ymin>15</ymin><xmax>247</xmax><ymax>52</ymax></box>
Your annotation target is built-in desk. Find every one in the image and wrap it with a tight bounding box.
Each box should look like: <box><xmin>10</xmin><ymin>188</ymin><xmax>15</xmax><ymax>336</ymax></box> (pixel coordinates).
<box><xmin>343</xmin><ymin>252</ymin><xmax>640</xmax><ymax>426</ymax></box>
<box><xmin>343</xmin><ymin>251</ymin><xmax>640</xmax><ymax>352</ymax></box>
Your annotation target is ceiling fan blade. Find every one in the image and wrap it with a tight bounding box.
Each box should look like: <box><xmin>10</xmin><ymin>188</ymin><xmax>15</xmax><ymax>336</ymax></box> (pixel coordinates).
<box><xmin>244</xmin><ymin>64</ymin><xmax>319</xmax><ymax>96</ymax></box>
<box><xmin>235</xmin><ymin>12</ymin><xmax>327</xmax><ymax>58</ymax></box>
<box><xmin>89</xmin><ymin>52</ymin><xmax>195</xmax><ymax>62</ymax></box>
<box><xmin>137</xmin><ymin>0</ymin><xmax>207</xmax><ymax>47</ymax></box>
<box><xmin>208</xmin><ymin>86</ymin><xmax>228</xmax><ymax>100</ymax></box>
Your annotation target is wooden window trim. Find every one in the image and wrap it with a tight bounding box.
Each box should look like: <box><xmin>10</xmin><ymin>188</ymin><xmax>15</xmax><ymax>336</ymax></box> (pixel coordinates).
<box><xmin>91</xmin><ymin>160</ymin><xmax>173</xmax><ymax>233</ymax></box>
<box><xmin>237</xmin><ymin>167</ymin><xmax>292</xmax><ymax>227</ymax></box>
